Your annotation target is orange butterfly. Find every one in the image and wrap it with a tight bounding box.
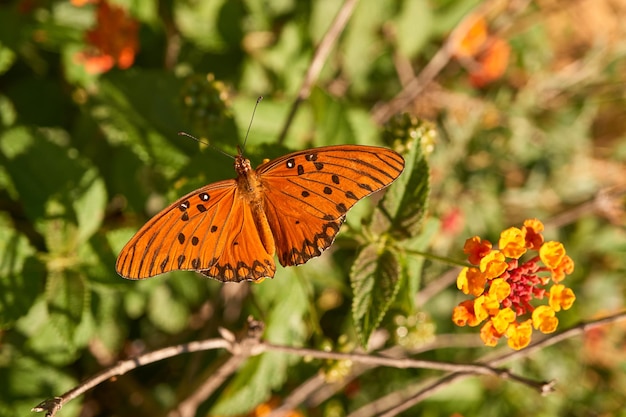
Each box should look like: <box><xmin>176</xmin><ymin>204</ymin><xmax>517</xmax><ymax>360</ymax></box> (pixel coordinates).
<box><xmin>116</xmin><ymin>145</ymin><xmax>405</xmax><ymax>282</ymax></box>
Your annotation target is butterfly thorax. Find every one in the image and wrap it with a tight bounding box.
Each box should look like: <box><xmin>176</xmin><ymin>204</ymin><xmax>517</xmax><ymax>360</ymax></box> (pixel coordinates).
<box><xmin>234</xmin><ymin>155</ymin><xmax>258</xmax><ymax>193</ymax></box>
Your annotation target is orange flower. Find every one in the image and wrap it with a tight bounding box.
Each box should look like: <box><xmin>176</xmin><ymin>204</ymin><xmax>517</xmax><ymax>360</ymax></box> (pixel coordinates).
<box><xmin>499</xmin><ymin>227</ymin><xmax>527</xmax><ymax>259</ymax></box>
<box><xmin>250</xmin><ymin>396</ymin><xmax>304</xmax><ymax>417</ymax></box>
<box><xmin>453</xmin><ymin>219</ymin><xmax>575</xmax><ymax>350</ymax></box>
<box><xmin>479</xmin><ymin>250</ymin><xmax>507</xmax><ymax>279</ymax></box>
<box><xmin>523</xmin><ymin>218</ymin><xmax>545</xmax><ymax>249</ymax></box>
<box><xmin>452</xmin><ymin>300</ymin><xmax>481</xmax><ymax>327</ymax></box>
<box><xmin>549</xmin><ymin>255</ymin><xmax>575</xmax><ymax>283</ymax></box>
<box><xmin>457</xmin><ymin>267</ymin><xmax>487</xmax><ymax>297</ymax></box>
<box><xmin>463</xmin><ymin>236</ymin><xmax>492</xmax><ymax>265</ymax></box>
<box><xmin>75</xmin><ymin>0</ymin><xmax>139</xmax><ymax>74</ymax></box>
<box><xmin>480</xmin><ymin>321</ymin><xmax>502</xmax><ymax>347</ymax></box>
<box><xmin>492</xmin><ymin>307</ymin><xmax>516</xmax><ymax>334</ymax></box>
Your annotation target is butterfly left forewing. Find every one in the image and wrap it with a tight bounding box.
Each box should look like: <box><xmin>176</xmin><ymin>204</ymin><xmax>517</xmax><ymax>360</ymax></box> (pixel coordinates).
<box><xmin>116</xmin><ymin>179</ymin><xmax>276</xmax><ymax>282</ymax></box>
<box><xmin>258</xmin><ymin>145</ymin><xmax>404</xmax><ymax>267</ymax></box>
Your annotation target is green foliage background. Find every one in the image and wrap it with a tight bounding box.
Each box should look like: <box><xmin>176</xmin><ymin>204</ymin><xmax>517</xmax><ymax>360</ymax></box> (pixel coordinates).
<box><xmin>1</xmin><ymin>0</ymin><xmax>625</xmax><ymax>416</ymax></box>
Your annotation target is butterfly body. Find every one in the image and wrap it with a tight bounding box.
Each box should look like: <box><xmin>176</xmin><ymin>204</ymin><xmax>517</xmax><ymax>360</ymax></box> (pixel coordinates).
<box><xmin>116</xmin><ymin>145</ymin><xmax>404</xmax><ymax>282</ymax></box>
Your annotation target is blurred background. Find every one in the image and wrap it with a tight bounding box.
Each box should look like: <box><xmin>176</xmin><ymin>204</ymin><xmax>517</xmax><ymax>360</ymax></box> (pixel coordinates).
<box><xmin>0</xmin><ymin>0</ymin><xmax>625</xmax><ymax>416</ymax></box>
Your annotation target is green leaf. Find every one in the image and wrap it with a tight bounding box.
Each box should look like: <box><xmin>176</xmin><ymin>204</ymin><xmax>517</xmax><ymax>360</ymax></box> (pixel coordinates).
<box><xmin>0</xmin><ymin>213</ymin><xmax>44</xmax><ymax>328</ymax></box>
<box><xmin>72</xmin><ymin>168</ymin><xmax>107</xmax><ymax>245</ymax></box>
<box><xmin>351</xmin><ymin>245</ymin><xmax>402</xmax><ymax>347</ymax></box>
<box><xmin>45</xmin><ymin>270</ymin><xmax>88</xmax><ymax>348</ymax></box>
<box><xmin>342</xmin><ymin>0</ymin><xmax>394</xmax><ymax>94</ymax></box>
<box><xmin>147</xmin><ymin>284</ymin><xmax>190</xmax><ymax>334</ymax></box>
<box><xmin>0</xmin><ymin>354</ymin><xmax>79</xmax><ymax>417</ymax></box>
<box><xmin>310</xmin><ymin>88</ymin><xmax>357</xmax><ymax>146</ymax></box>
<box><xmin>393</xmin><ymin>0</ymin><xmax>432</xmax><ymax>58</ymax></box>
<box><xmin>397</xmin><ymin>217</ymin><xmax>440</xmax><ymax>312</ymax></box>
<box><xmin>372</xmin><ymin>135</ymin><xmax>430</xmax><ymax>239</ymax></box>
<box><xmin>211</xmin><ymin>270</ymin><xmax>309</xmax><ymax>415</ymax></box>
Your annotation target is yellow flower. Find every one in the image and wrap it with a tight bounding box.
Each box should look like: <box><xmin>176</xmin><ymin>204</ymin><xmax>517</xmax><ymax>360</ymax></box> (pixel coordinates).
<box><xmin>506</xmin><ymin>319</ymin><xmax>532</xmax><ymax>350</ymax></box>
<box><xmin>539</xmin><ymin>241</ymin><xmax>566</xmax><ymax>269</ymax></box>
<box><xmin>492</xmin><ymin>307</ymin><xmax>516</xmax><ymax>334</ymax></box>
<box><xmin>490</xmin><ymin>278</ymin><xmax>511</xmax><ymax>301</ymax></box>
<box><xmin>550</xmin><ymin>255</ymin><xmax>575</xmax><ymax>283</ymax></box>
<box><xmin>499</xmin><ymin>227</ymin><xmax>527</xmax><ymax>258</ymax></box>
<box><xmin>532</xmin><ymin>305</ymin><xmax>558</xmax><ymax>333</ymax></box>
<box><xmin>478</xmin><ymin>292</ymin><xmax>502</xmax><ymax>317</ymax></box>
<box><xmin>549</xmin><ymin>284</ymin><xmax>576</xmax><ymax>311</ymax></box>
<box><xmin>479</xmin><ymin>250</ymin><xmax>508</xmax><ymax>279</ymax></box>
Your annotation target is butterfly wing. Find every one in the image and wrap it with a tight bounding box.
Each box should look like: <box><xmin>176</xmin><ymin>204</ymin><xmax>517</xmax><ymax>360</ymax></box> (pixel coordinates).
<box><xmin>258</xmin><ymin>145</ymin><xmax>405</xmax><ymax>266</ymax></box>
<box><xmin>116</xmin><ymin>180</ymin><xmax>276</xmax><ymax>282</ymax></box>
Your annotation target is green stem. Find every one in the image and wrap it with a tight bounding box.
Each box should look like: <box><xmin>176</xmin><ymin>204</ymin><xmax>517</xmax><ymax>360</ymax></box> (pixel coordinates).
<box><xmin>402</xmin><ymin>249</ymin><xmax>471</xmax><ymax>268</ymax></box>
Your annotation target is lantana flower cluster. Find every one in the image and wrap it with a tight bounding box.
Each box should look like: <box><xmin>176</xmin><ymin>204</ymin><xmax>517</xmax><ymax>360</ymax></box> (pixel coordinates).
<box><xmin>452</xmin><ymin>219</ymin><xmax>575</xmax><ymax>350</ymax></box>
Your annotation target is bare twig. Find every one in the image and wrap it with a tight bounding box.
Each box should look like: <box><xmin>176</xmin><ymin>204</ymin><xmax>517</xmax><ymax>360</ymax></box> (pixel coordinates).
<box><xmin>349</xmin><ymin>311</ymin><xmax>626</xmax><ymax>417</ymax></box>
<box><xmin>170</xmin><ymin>321</ymin><xmax>265</xmax><ymax>417</ymax></box>
<box><xmin>371</xmin><ymin>0</ymin><xmax>532</xmax><ymax>124</ymax></box>
<box><xmin>30</xmin><ymin>320</ymin><xmax>267</xmax><ymax>417</ymax></box>
<box><xmin>277</xmin><ymin>0</ymin><xmax>360</xmax><ymax>144</ymax></box>
<box><xmin>33</xmin><ymin>312</ymin><xmax>626</xmax><ymax>417</ymax></box>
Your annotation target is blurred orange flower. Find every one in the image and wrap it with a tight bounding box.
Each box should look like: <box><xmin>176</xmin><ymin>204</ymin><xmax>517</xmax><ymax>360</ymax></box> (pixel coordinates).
<box><xmin>451</xmin><ymin>15</ymin><xmax>488</xmax><ymax>59</ymax></box>
<box><xmin>71</xmin><ymin>0</ymin><xmax>99</xmax><ymax>6</ymax></box>
<box><xmin>451</xmin><ymin>14</ymin><xmax>511</xmax><ymax>88</ymax></box>
<box><xmin>469</xmin><ymin>38</ymin><xmax>511</xmax><ymax>88</ymax></box>
<box><xmin>75</xmin><ymin>0</ymin><xmax>139</xmax><ymax>74</ymax></box>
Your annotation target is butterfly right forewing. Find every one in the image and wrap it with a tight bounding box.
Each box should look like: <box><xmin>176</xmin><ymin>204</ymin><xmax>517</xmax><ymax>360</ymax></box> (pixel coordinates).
<box><xmin>257</xmin><ymin>145</ymin><xmax>405</xmax><ymax>267</ymax></box>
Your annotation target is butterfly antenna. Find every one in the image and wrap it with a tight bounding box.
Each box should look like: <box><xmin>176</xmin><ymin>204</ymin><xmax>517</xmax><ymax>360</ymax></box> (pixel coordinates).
<box><xmin>177</xmin><ymin>132</ymin><xmax>235</xmax><ymax>160</ymax></box>
<box><xmin>241</xmin><ymin>96</ymin><xmax>263</xmax><ymax>155</ymax></box>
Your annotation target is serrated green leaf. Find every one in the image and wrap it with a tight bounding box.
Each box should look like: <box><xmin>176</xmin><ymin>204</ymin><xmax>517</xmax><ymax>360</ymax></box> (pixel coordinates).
<box><xmin>351</xmin><ymin>244</ymin><xmax>402</xmax><ymax>347</ymax></box>
<box><xmin>372</xmin><ymin>135</ymin><xmax>430</xmax><ymax>239</ymax></box>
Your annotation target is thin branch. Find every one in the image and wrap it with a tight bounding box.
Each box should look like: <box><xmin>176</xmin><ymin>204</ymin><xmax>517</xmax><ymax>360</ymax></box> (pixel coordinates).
<box><xmin>371</xmin><ymin>0</ymin><xmax>532</xmax><ymax>124</ymax></box>
<box><xmin>262</xmin><ymin>342</ymin><xmax>541</xmax><ymax>381</ymax></box>
<box><xmin>169</xmin><ymin>320</ymin><xmax>265</xmax><ymax>417</ymax></box>
<box><xmin>33</xmin><ymin>312</ymin><xmax>626</xmax><ymax>417</ymax></box>
<box><xmin>32</xmin><ymin>338</ymin><xmax>231</xmax><ymax>417</ymax></box>
<box><xmin>277</xmin><ymin>0</ymin><xmax>360</xmax><ymax>144</ymax></box>
<box><xmin>349</xmin><ymin>311</ymin><xmax>626</xmax><ymax>417</ymax></box>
